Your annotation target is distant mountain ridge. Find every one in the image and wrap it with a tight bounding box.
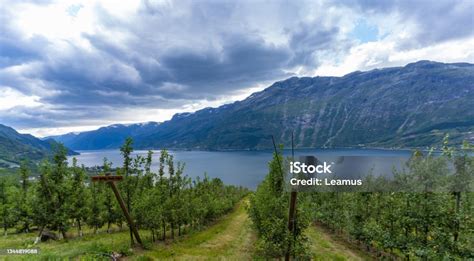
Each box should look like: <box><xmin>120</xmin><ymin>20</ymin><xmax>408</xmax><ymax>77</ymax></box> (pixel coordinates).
<box><xmin>48</xmin><ymin>122</ymin><xmax>161</xmax><ymax>150</ymax></box>
<box><xmin>0</xmin><ymin>124</ymin><xmax>77</xmax><ymax>167</ymax></box>
<box><xmin>50</xmin><ymin>61</ymin><xmax>474</xmax><ymax>150</ymax></box>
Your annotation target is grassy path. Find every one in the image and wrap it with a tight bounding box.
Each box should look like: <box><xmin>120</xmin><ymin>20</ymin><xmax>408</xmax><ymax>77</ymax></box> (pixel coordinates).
<box><xmin>133</xmin><ymin>199</ymin><xmax>255</xmax><ymax>260</ymax></box>
<box><xmin>0</xmin><ymin>199</ymin><xmax>372</xmax><ymax>260</ymax></box>
<box><xmin>134</xmin><ymin>197</ymin><xmax>371</xmax><ymax>260</ymax></box>
<box><xmin>0</xmin><ymin>200</ymin><xmax>255</xmax><ymax>260</ymax></box>
<box><xmin>307</xmin><ymin>225</ymin><xmax>373</xmax><ymax>260</ymax></box>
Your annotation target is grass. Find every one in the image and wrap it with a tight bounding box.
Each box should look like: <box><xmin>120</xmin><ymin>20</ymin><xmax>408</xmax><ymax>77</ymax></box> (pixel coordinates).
<box><xmin>0</xmin><ymin>199</ymin><xmax>372</xmax><ymax>260</ymax></box>
<box><xmin>307</xmin><ymin>225</ymin><xmax>373</xmax><ymax>261</ymax></box>
<box><xmin>0</xmin><ymin>226</ymin><xmax>146</xmax><ymax>260</ymax></box>
<box><xmin>0</xmin><ymin>199</ymin><xmax>256</xmax><ymax>260</ymax></box>
<box><xmin>133</xmin><ymin>199</ymin><xmax>256</xmax><ymax>260</ymax></box>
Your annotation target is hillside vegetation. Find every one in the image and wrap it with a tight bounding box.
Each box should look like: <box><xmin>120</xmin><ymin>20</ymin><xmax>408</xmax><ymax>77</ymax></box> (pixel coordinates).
<box><xmin>51</xmin><ymin>61</ymin><xmax>474</xmax><ymax>150</ymax></box>
<box><xmin>0</xmin><ymin>124</ymin><xmax>76</xmax><ymax>167</ymax></box>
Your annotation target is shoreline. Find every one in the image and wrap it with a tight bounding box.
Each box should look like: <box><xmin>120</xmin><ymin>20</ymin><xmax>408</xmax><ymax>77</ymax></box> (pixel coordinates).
<box><xmin>71</xmin><ymin>146</ymin><xmax>429</xmax><ymax>154</ymax></box>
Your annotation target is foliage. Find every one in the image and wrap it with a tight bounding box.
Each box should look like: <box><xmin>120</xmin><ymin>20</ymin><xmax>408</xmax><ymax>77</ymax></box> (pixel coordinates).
<box><xmin>69</xmin><ymin>158</ymin><xmax>90</xmax><ymax>236</ymax></box>
<box><xmin>310</xmin><ymin>140</ymin><xmax>473</xmax><ymax>259</ymax></box>
<box><xmin>248</xmin><ymin>146</ymin><xmax>311</xmax><ymax>258</ymax></box>
<box><xmin>0</xmin><ymin>138</ymin><xmax>248</xmax><ymax>251</ymax></box>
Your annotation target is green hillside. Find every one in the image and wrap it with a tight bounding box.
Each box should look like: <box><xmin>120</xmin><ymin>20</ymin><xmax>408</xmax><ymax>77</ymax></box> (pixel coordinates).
<box><xmin>134</xmin><ymin>61</ymin><xmax>474</xmax><ymax>149</ymax></box>
<box><xmin>0</xmin><ymin>124</ymin><xmax>76</xmax><ymax>167</ymax></box>
<box><xmin>51</xmin><ymin>61</ymin><xmax>473</xmax><ymax>150</ymax></box>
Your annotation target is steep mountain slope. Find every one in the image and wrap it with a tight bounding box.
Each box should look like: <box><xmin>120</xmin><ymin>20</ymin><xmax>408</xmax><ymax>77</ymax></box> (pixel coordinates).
<box><xmin>48</xmin><ymin>122</ymin><xmax>160</xmax><ymax>150</ymax></box>
<box><xmin>0</xmin><ymin>124</ymin><xmax>77</xmax><ymax>167</ymax></box>
<box><xmin>51</xmin><ymin>61</ymin><xmax>474</xmax><ymax>150</ymax></box>
<box><xmin>134</xmin><ymin>61</ymin><xmax>473</xmax><ymax>149</ymax></box>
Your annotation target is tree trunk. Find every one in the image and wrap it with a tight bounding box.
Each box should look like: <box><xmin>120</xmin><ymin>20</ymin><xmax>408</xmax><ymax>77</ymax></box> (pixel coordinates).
<box><xmin>77</xmin><ymin>219</ymin><xmax>83</xmax><ymax>237</ymax></box>
<box><xmin>129</xmin><ymin>229</ymin><xmax>134</xmax><ymax>246</ymax></box>
<box><xmin>127</xmin><ymin>190</ymin><xmax>134</xmax><ymax>246</ymax></box>
<box><xmin>34</xmin><ymin>226</ymin><xmax>44</xmax><ymax>244</ymax></box>
<box><xmin>61</xmin><ymin>228</ymin><xmax>67</xmax><ymax>240</ymax></box>
<box><xmin>24</xmin><ymin>220</ymin><xmax>30</xmax><ymax>233</ymax></box>
<box><xmin>171</xmin><ymin>223</ymin><xmax>174</xmax><ymax>239</ymax></box>
<box><xmin>162</xmin><ymin>221</ymin><xmax>166</xmax><ymax>241</ymax></box>
<box><xmin>454</xmin><ymin>192</ymin><xmax>461</xmax><ymax>242</ymax></box>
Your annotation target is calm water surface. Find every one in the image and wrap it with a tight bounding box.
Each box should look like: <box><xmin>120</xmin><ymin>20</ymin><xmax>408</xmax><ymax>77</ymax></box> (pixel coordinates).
<box><xmin>68</xmin><ymin>149</ymin><xmax>413</xmax><ymax>189</ymax></box>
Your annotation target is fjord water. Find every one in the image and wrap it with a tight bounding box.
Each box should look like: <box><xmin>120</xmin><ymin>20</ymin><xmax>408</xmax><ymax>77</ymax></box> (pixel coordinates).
<box><xmin>68</xmin><ymin>149</ymin><xmax>413</xmax><ymax>189</ymax></box>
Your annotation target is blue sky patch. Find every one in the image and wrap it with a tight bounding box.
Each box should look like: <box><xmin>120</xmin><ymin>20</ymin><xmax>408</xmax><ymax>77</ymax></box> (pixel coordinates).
<box><xmin>350</xmin><ymin>20</ymin><xmax>379</xmax><ymax>43</ymax></box>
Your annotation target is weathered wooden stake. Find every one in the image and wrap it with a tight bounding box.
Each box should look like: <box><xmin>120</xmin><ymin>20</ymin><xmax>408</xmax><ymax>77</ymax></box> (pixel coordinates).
<box><xmin>91</xmin><ymin>174</ymin><xmax>143</xmax><ymax>247</ymax></box>
<box><xmin>285</xmin><ymin>132</ymin><xmax>298</xmax><ymax>261</ymax></box>
<box><xmin>271</xmin><ymin>134</ymin><xmax>298</xmax><ymax>261</ymax></box>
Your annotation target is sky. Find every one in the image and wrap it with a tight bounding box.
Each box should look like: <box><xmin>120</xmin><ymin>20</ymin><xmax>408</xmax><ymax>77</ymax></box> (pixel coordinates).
<box><xmin>1</xmin><ymin>0</ymin><xmax>473</xmax><ymax>137</ymax></box>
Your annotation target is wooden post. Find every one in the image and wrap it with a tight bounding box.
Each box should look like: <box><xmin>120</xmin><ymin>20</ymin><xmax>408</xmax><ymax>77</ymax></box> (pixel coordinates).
<box><xmin>91</xmin><ymin>174</ymin><xmax>143</xmax><ymax>247</ymax></box>
<box><xmin>285</xmin><ymin>132</ymin><xmax>297</xmax><ymax>261</ymax></box>
<box><xmin>286</xmin><ymin>191</ymin><xmax>297</xmax><ymax>261</ymax></box>
<box><xmin>271</xmin><ymin>136</ymin><xmax>284</xmax><ymax>193</ymax></box>
<box><xmin>271</xmin><ymin>134</ymin><xmax>297</xmax><ymax>261</ymax></box>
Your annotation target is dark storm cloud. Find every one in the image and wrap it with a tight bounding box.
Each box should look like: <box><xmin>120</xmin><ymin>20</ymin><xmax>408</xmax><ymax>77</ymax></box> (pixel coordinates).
<box><xmin>22</xmin><ymin>31</ymin><xmax>292</xmax><ymax>107</ymax></box>
<box><xmin>2</xmin><ymin>106</ymin><xmax>96</xmax><ymax>129</ymax></box>
<box><xmin>0</xmin><ymin>36</ymin><xmax>46</xmax><ymax>68</ymax></box>
<box><xmin>1</xmin><ymin>0</ymin><xmax>299</xmax><ymax>117</ymax></box>
<box><xmin>0</xmin><ymin>0</ymin><xmax>472</xmax><ymax>132</ymax></box>
<box><xmin>0</xmin><ymin>8</ymin><xmax>47</xmax><ymax>68</ymax></box>
<box><xmin>288</xmin><ymin>22</ymin><xmax>341</xmax><ymax>67</ymax></box>
<box><xmin>2</xmin><ymin>104</ymin><xmax>146</xmax><ymax>129</ymax></box>
<box><xmin>160</xmin><ymin>34</ymin><xmax>292</xmax><ymax>93</ymax></box>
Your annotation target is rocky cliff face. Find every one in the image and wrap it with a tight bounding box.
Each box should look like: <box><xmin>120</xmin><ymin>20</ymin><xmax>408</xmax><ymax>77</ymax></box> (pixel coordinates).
<box><xmin>52</xmin><ymin>61</ymin><xmax>474</xmax><ymax>150</ymax></box>
<box><xmin>132</xmin><ymin>61</ymin><xmax>473</xmax><ymax>149</ymax></box>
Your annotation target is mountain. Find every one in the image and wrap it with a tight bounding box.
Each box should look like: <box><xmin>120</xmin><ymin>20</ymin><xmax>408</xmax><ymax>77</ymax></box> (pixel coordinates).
<box><xmin>0</xmin><ymin>124</ymin><xmax>78</xmax><ymax>167</ymax></box>
<box><xmin>48</xmin><ymin>122</ymin><xmax>161</xmax><ymax>150</ymax></box>
<box><xmin>51</xmin><ymin>61</ymin><xmax>474</xmax><ymax>150</ymax></box>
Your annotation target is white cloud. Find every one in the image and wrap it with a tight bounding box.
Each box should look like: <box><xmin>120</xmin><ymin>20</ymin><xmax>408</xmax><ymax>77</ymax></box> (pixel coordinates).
<box><xmin>315</xmin><ymin>37</ymin><xmax>474</xmax><ymax>76</ymax></box>
<box><xmin>18</xmin><ymin>125</ymin><xmax>102</xmax><ymax>138</ymax></box>
<box><xmin>0</xmin><ymin>87</ymin><xmax>42</xmax><ymax>110</ymax></box>
<box><xmin>1</xmin><ymin>0</ymin><xmax>473</xmax><ymax>136</ymax></box>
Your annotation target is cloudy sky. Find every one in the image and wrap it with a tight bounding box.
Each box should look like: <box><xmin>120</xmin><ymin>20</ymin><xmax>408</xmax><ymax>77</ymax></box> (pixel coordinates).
<box><xmin>1</xmin><ymin>0</ymin><xmax>473</xmax><ymax>137</ymax></box>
